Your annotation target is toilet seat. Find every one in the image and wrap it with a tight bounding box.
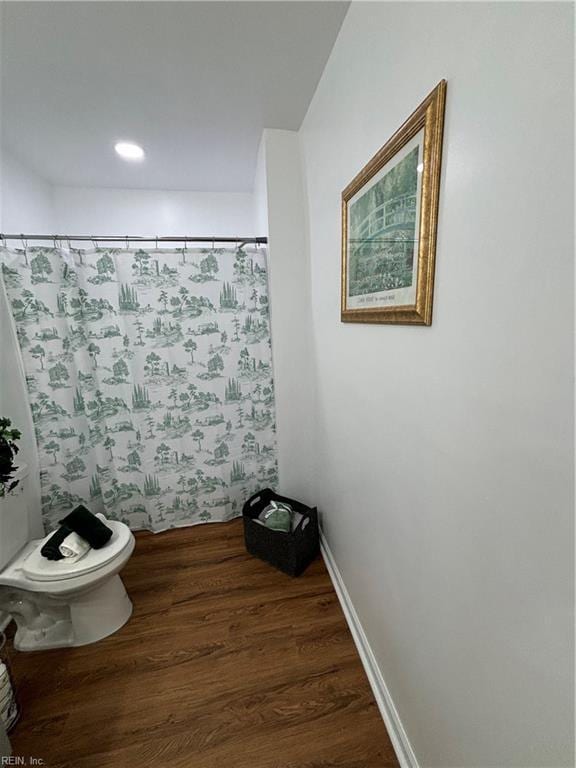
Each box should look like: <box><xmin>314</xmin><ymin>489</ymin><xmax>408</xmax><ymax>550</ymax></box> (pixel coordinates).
<box><xmin>21</xmin><ymin>521</ymin><xmax>132</xmax><ymax>582</ymax></box>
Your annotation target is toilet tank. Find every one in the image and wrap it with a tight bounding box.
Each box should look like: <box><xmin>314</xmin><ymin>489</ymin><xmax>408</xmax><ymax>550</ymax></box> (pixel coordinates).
<box><xmin>0</xmin><ymin>465</ymin><xmax>30</xmax><ymax>570</ymax></box>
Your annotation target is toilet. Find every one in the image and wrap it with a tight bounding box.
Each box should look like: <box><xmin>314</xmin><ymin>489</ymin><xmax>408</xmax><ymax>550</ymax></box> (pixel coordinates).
<box><xmin>0</xmin><ymin>467</ymin><xmax>135</xmax><ymax>651</ymax></box>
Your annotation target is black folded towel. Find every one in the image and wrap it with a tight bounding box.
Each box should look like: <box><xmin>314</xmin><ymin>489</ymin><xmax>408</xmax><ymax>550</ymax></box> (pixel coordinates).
<box><xmin>40</xmin><ymin>524</ymin><xmax>73</xmax><ymax>561</ymax></box>
<box><xmin>59</xmin><ymin>505</ymin><xmax>112</xmax><ymax>549</ymax></box>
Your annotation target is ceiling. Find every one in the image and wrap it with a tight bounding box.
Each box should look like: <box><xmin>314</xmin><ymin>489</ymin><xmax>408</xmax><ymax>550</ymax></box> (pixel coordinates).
<box><xmin>1</xmin><ymin>1</ymin><xmax>348</xmax><ymax>192</ymax></box>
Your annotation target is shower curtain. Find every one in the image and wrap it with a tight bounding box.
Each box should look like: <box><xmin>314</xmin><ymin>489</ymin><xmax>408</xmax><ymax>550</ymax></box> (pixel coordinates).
<box><xmin>1</xmin><ymin>245</ymin><xmax>278</xmax><ymax>532</ymax></box>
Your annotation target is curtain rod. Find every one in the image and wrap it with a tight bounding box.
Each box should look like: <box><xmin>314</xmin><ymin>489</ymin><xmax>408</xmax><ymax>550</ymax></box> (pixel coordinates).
<box><xmin>0</xmin><ymin>234</ymin><xmax>267</xmax><ymax>245</ymax></box>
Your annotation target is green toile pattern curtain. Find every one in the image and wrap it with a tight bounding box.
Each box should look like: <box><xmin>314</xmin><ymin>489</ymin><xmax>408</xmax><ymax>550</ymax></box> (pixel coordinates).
<box><xmin>1</xmin><ymin>245</ymin><xmax>278</xmax><ymax>532</ymax></box>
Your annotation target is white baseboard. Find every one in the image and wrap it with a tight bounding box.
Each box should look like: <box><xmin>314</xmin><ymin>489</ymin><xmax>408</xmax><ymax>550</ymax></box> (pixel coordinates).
<box><xmin>320</xmin><ymin>532</ymin><xmax>419</xmax><ymax>768</ymax></box>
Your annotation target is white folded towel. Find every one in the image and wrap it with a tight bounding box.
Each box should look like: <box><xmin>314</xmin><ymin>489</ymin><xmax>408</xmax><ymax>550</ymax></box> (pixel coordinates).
<box><xmin>58</xmin><ymin>513</ymin><xmax>110</xmax><ymax>561</ymax></box>
<box><xmin>59</xmin><ymin>531</ymin><xmax>90</xmax><ymax>561</ymax></box>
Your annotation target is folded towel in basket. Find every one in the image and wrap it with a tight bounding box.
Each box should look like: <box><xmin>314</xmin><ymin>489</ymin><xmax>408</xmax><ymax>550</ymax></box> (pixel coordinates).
<box><xmin>257</xmin><ymin>501</ymin><xmax>293</xmax><ymax>533</ymax></box>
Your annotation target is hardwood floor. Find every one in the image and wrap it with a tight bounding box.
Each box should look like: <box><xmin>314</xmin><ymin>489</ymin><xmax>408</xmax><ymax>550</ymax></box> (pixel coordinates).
<box><xmin>9</xmin><ymin>520</ymin><xmax>399</xmax><ymax>767</ymax></box>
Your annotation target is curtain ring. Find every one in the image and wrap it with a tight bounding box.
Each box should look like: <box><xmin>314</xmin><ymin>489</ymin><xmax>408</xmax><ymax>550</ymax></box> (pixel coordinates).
<box><xmin>1</xmin><ymin>234</ymin><xmax>6</xmax><ymax>249</ymax></box>
<box><xmin>212</xmin><ymin>236</ymin><xmax>215</xmax><ymax>252</ymax></box>
<box><xmin>155</xmin><ymin>236</ymin><xmax>159</xmax><ymax>250</ymax></box>
<box><xmin>20</xmin><ymin>235</ymin><xmax>28</xmax><ymax>253</ymax></box>
<box><xmin>91</xmin><ymin>237</ymin><xmax>98</xmax><ymax>250</ymax></box>
<box><xmin>125</xmin><ymin>236</ymin><xmax>130</xmax><ymax>250</ymax></box>
<box><xmin>53</xmin><ymin>235</ymin><xmax>59</xmax><ymax>250</ymax></box>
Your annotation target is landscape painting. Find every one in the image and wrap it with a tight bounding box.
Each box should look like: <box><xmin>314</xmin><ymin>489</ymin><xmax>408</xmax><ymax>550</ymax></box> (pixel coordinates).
<box><xmin>346</xmin><ymin>133</ymin><xmax>422</xmax><ymax>310</ymax></box>
<box><xmin>341</xmin><ymin>79</ymin><xmax>447</xmax><ymax>325</ymax></box>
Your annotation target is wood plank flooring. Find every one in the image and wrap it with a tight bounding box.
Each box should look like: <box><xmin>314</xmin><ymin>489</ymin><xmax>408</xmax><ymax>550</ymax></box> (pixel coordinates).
<box><xmin>8</xmin><ymin>520</ymin><xmax>399</xmax><ymax>767</ymax></box>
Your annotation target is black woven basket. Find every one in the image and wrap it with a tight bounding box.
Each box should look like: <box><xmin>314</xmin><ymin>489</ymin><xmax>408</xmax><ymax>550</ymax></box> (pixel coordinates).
<box><xmin>242</xmin><ymin>488</ymin><xmax>319</xmax><ymax>577</ymax></box>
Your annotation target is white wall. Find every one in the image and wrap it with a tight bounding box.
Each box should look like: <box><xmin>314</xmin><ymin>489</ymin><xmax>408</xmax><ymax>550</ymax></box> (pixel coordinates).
<box><xmin>253</xmin><ymin>137</ymin><xmax>269</xmax><ymax>239</ymax></box>
<box><xmin>299</xmin><ymin>3</ymin><xmax>574</xmax><ymax>767</ymax></box>
<box><xmin>1</xmin><ymin>149</ymin><xmax>55</xmax><ymax>233</ymax></box>
<box><xmin>0</xmin><ymin>279</ymin><xmax>43</xmax><ymax>539</ymax></box>
<box><xmin>52</xmin><ymin>186</ymin><xmax>255</xmax><ymax>238</ymax></box>
<box><xmin>1</xmin><ymin>144</ymin><xmax>256</xmax><ymax>238</ymax></box>
<box><xmin>254</xmin><ymin>130</ymin><xmax>315</xmax><ymax>502</ymax></box>
<box><xmin>0</xmin><ymin>148</ymin><xmax>53</xmax><ymax>538</ymax></box>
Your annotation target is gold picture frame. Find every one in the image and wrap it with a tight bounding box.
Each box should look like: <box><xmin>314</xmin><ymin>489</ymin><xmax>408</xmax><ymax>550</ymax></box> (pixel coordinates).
<box><xmin>341</xmin><ymin>80</ymin><xmax>446</xmax><ymax>325</ymax></box>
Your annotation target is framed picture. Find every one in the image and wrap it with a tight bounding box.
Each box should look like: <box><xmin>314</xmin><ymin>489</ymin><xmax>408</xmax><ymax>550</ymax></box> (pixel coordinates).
<box><xmin>341</xmin><ymin>80</ymin><xmax>446</xmax><ymax>325</ymax></box>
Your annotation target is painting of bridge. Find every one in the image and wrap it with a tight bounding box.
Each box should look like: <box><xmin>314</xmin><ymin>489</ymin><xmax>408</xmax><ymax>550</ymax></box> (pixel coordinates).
<box><xmin>341</xmin><ymin>80</ymin><xmax>446</xmax><ymax>325</ymax></box>
<box><xmin>348</xmin><ymin>144</ymin><xmax>419</xmax><ymax>298</ymax></box>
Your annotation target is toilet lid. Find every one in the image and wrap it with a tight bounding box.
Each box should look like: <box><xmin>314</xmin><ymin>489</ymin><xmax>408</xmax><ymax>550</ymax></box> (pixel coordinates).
<box><xmin>22</xmin><ymin>521</ymin><xmax>132</xmax><ymax>582</ymax></box>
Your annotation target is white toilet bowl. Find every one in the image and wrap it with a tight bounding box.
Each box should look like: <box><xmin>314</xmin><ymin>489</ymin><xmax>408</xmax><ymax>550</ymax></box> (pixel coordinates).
<box><xmin>0</xmin><ymin>521</ymin><xmax>135</xmax><ymax>651</ymax></box>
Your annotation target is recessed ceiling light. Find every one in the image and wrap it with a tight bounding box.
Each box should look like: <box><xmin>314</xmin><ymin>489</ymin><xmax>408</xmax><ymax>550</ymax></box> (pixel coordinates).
<box><xmin>114</xmin><ymin>141</ymin><xmax>145</xmax><ymax>161</ymax></box>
